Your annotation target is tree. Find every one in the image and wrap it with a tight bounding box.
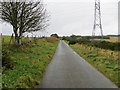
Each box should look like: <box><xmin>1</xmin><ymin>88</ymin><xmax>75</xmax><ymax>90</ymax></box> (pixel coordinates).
<box><xmin>51</xmin><ymin>34</ymin><xmax>59</xmax><ymax>38</ymax></box>
<box><xmin>70</xmin><ymin>34</ymin><xmax>76</xmax><ymax>38</ymax></box>
<box><xmin>1</xmin><ymin>0</ymin><xmax>49</xmax><ymax>45</ymax></box>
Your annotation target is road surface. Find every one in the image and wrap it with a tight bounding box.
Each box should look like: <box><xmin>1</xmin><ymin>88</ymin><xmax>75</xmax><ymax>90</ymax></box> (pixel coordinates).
<box><xmin>38</xmin><ymin>40</ymin><xmax>118</xmax><ymax>88</ymax></box>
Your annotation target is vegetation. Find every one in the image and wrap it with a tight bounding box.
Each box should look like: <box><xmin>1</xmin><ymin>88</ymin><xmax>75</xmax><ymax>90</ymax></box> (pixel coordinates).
<box><xmin>93</xmin><ymin>37</ymin><xmax>120</xmax><ymax>42</ymax></box>
<box><xmin>2</xmin><ymin>37</ymin><xmax>59</xmax><ymax>88</ymax></box>
<box><xmin>2</xmin><ymin>49</ymin><xmax>14</xmax><ymax>70</ymax></box>
<box><xmin>63</xmin><ymin>35</ymin><xmax>110</xmax><ymax>40</ymax></box>
<box><xmin>63</xmin><ymin>35</ymin><xmax>119</xmax><ymax>87</ymax></box>
<box><xmin>1</xmin><ymin>1</ymin><xmax>48</xmax><ymax>45</ymax></box>
<box><xmin>82</xmin><ymin>36</ymin><xmax>110</xmax><ymax>39</ymax></box>
<box><xmin>1</xmin><ymin>35</ymin><xmax>12</xmax><ymax>44</ymax></box>
<box><xmin>107</xmin><ymin>35</ymin><xmax>120</xmax><ymax>37</ymax></box>
<box><xmin>51</xmin><ymin>34</ymin><xmax>59</xmax><ymax>38</ymax></box>
<box><xmin>1</xmin><ymin>35</ymin><xmax>35</xmax><ymax>45</ymax></box>
<box><xmin>62</xmin><ymin>36</ymin><xmax>120</xmax><ymax>51</ymax></box>
<box><xmin>70</xmin><ymin>44</ymin><xmax>120</xmax><ymax>87</ymax></box>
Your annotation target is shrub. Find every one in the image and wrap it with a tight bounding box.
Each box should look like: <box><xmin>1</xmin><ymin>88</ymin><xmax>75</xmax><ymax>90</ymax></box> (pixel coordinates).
<box><xmin>64</xmin><ymin>36</ymin><xmax>120</xmax><ymax>51</ymax></box>
<box><xmin>69</xmin><ymin>39</ymin><xmax>78</xmax><ymax>45</ymax></box>
<box><xmin>51</xmin><ymin>34</ymin><xmax>59</xmax><ymax>38</ymax></box>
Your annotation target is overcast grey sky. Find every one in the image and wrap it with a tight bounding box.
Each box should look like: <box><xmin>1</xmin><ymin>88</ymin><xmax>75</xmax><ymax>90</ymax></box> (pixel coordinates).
<box><xmin>0</xmin><ymin>0</ymin><xmax>119</xmax><ymax>36</ymax></box>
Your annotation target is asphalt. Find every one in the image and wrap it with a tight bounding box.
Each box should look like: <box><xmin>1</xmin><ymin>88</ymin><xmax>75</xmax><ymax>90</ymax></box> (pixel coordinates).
<box><xmin>38</xmin><ymin>40</ymin><xmax>118</xmax><ymax>88</ymax></box>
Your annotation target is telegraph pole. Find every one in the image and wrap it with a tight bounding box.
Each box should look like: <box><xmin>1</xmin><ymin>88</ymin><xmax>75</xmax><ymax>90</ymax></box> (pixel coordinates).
<box><xmin>92</xmin><ymin>0</ymin><xmax>103</xmax><ymax>36</ymax></box>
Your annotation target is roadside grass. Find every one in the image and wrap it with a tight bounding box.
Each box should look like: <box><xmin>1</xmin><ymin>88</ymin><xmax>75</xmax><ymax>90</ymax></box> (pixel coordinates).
<box><xmin>70</xmin><ymin>44</ymin><xmax>119</xmax><ymax>87</ymax></box>
<box><xmin>2</xmin><ymin>37</ymin><xmax>59</xmax><ymax>88</ymax></box>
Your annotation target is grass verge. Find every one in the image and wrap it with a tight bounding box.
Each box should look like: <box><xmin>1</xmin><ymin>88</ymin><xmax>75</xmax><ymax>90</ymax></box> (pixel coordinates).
<box><xmin>2</xmin><ymin>37</ymin><xmax>59</xmax><ymax>88</ymax></box>
<box><xmin>70</xmin><ymin>44</ymin><xmax>119</xmax><ymax>87</ymax></box>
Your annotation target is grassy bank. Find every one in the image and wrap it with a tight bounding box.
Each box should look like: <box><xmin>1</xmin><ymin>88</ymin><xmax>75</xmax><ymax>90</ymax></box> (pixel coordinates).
<box><xmin>2</xmin><ymin>37</ymin><xmax>59</xmax><ymax>88</ymax></box>
<box><xmin>70</xmin><ymin>44</ymin><xmax>119</xmax><ymax>87</ymax></box>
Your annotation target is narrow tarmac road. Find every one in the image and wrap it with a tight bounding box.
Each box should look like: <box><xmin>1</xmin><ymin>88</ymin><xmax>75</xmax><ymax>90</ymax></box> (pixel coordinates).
<box><xmin>38</xmin><ymin>40</ymin><xmax>117</xmax><ymax>88</ymax></box>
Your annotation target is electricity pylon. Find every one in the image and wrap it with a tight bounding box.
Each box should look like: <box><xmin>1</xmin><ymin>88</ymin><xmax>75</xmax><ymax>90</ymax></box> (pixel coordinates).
<box><xmin>92</xmin><ymin>0</ymin><xmax>103</xmax><ymax>36</ymax></box>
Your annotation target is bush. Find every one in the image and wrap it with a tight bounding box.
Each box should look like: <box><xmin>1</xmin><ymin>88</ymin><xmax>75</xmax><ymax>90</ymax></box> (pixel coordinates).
<box><xmin>69</xmin><ymin>39</ymin><xmax>78</xmax><ymax>45</ymax></box>
<box><xmin>51</xmin><ymin>34</ymin><xmax>59</xmax><ymax>38</ymax></box>
<box><xmin>81</xmin><ymin>36</ymin><xmax>110</xmax><ymax>39</ymax></box>
<box><xmin>63</xmin><ymin>36</ymin><xmax>120</xmax><ymax>51</ymax></box>
<box><xmin>2</xmin><ymin>49</ymin><xmax>14</xmax><ymax>69</ymax></box>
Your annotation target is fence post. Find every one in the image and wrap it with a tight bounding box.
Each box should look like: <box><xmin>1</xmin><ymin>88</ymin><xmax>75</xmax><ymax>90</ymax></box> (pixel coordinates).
<box><xmin>35</xmin><ymin>35</ymin><xmax>36</xmax><ymax>40</ymax></box>
<box><xmin>34</xmin><ymin>35</ymin><xmax>36</xmax><ymax>41</ymax></box>
<box><xmin>2</xmin><ymin>38</ymin><xmax>4</xmax><ymax>44</ymax></box>
<box><xmin>27</xmin><ymin>35</ymin><xmax>29</xmax><ymax>42</ymax></box>
<box><xmin>9</xmin><ymin>33</ymin><xmax>14</xmax><ymax>45</ymax></box>
<box><xmin>1</xmin><ymin>33</ymin><xmax>3</xmax><ymax>44</ymax></box>
<box><xmin>21</xmin><ymin>35</ymin><xmax>24</xmax><ymax>44</ymax></box>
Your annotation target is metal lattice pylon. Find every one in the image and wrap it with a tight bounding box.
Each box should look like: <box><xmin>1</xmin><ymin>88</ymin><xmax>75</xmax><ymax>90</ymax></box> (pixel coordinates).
<box><xmin>92</xmin><ymin>0</ymin><xmax>103</xmax><ymax>36</ymax></box>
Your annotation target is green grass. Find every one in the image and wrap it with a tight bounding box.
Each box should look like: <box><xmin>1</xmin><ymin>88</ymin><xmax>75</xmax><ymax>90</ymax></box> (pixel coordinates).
<box><xmin>2</xmin><ymin>37</ymin><xmax>59</xmax><ymax>88</ymax></box>
<box><xmin>70</xmin><ymin>44</ymin><xmax>119</xmax><ymax>87</ymax></box>
<box><xmin>1</xmin><ymin>35</ymin><xmax>11</xmax><ymax>44</ymax></box>
<box><xmin>1</xmin><ymin>35</ymin><xmax>35</xmax><ymax>44</ymax></box>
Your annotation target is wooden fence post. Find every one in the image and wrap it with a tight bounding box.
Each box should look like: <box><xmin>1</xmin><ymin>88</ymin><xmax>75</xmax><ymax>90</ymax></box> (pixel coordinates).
<box><xmin>9</xmin><ymin>33</ymin><xmax>14</xmax><ymax>45</ymax></box>
<box><xmin>1</xmin><ymin>33</ymin><xmax>3</xmax><ymax>44</ymax></box>
<box><xmin>2</xmin><ymin>38</ymin><xmax>4</xmax><ymax>44</ymax></box>
<box><xmin>27</xmin><ymin>35</ymin><xmax>29</xmax><ymax>43</ymax></box>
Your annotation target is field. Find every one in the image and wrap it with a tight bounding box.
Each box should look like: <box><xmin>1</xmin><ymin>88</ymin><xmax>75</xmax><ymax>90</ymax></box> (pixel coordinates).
<box><xmin>93</xmin><ymin>37</ymin><xmax>120</xmax><ymax>42</ymax></box>
<box><xmin>1</xmin><ymin>35</ymin><xmax>35</xmax><ymax>45</ymax></box>
<box><xmin>70</xmin><ymin>43</ymin><xmax>120</xmax><ymax>87</ymax></box>
<box><xmin>1</xmin><ymin>35</ymin><xmax>12</xmax><ymax>44</ymax></box>
<box><xmin>2</xmin><ymin>37</ymin><xmax>59</xmax><ymax>88</ymax></box>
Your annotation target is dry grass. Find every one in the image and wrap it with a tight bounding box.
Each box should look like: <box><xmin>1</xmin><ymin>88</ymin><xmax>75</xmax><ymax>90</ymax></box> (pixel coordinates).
<box><xmin>93</xmin><ymin>37</ymin><xmax>120</xmax><ymax>42</ymax></box>
<box><xmin>44</xmin><ymin>37</ymin><xmax>59</xmax><ymax>43</ymax></box>
<box><xmin>75</xmin><ymin>43</ymin><xmax>119</xmax><ymax>61</ymax></box>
